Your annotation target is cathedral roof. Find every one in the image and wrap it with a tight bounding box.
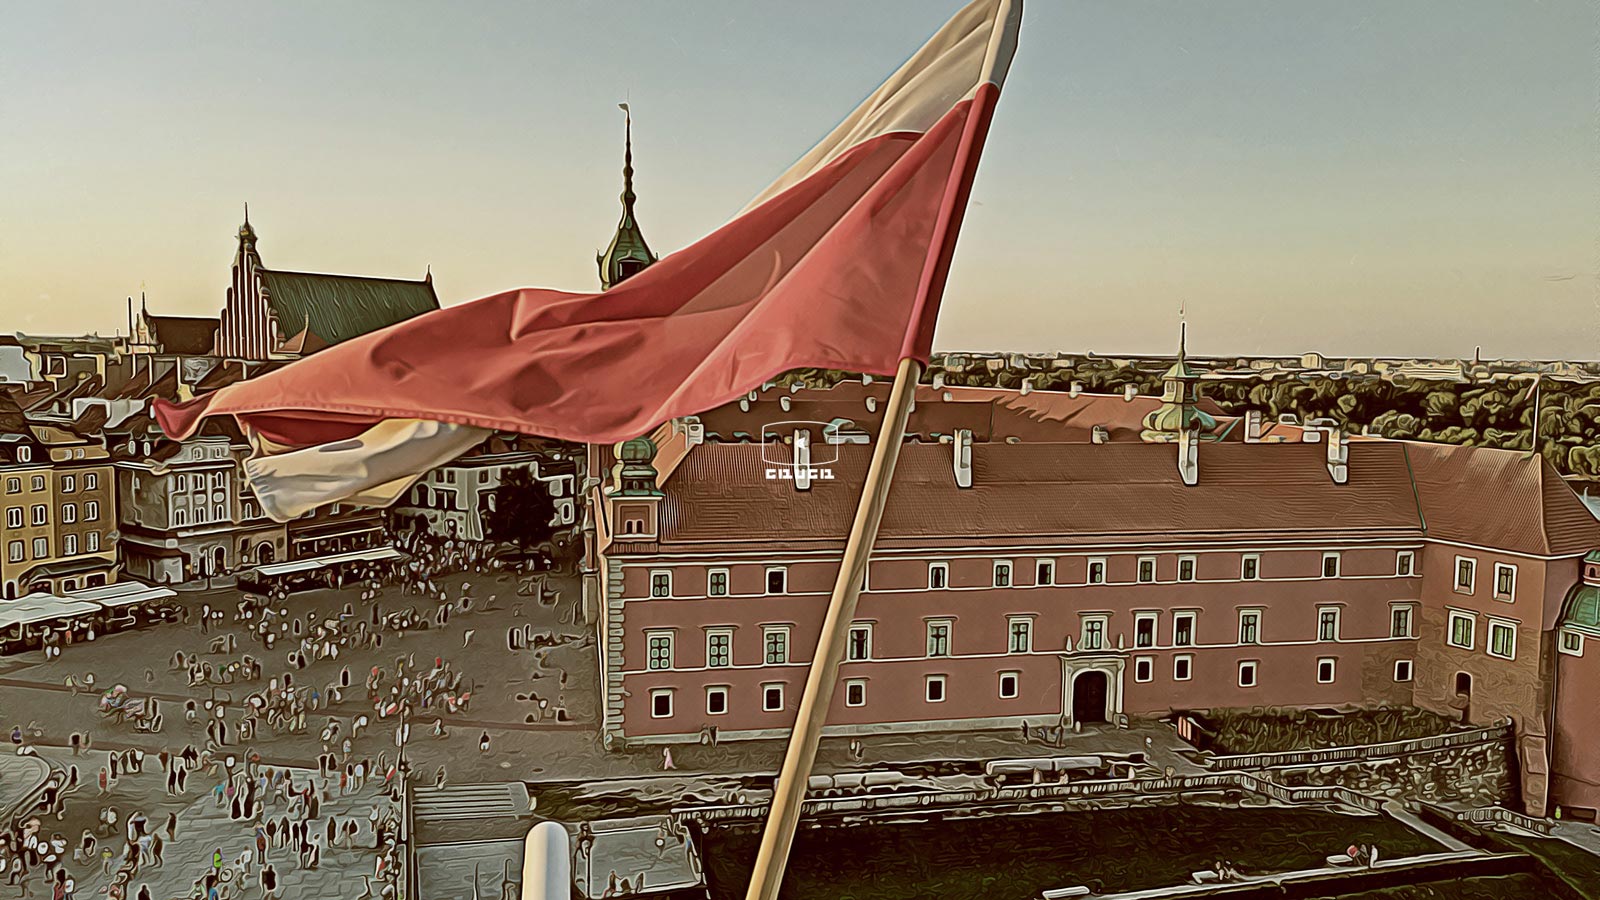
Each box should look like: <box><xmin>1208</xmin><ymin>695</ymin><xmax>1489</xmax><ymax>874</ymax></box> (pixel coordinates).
<box><xmin>256</xmin><ymin>268</ymin><xmax>439</xmax><ymax>348</ymax></box>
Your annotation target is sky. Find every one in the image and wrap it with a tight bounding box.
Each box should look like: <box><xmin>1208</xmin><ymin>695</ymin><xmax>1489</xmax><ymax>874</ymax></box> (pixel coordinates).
<box><xmin>1</xmin><ymin>0</ymin><xmax>1595</xmax><ymax>360</ymax></box>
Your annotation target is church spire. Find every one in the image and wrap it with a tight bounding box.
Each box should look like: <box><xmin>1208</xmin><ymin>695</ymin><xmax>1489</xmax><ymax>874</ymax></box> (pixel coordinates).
<box><xmin>597</xmin><ymin>103</ymin><xmax>658</xmax><ymax>291</ymax></box>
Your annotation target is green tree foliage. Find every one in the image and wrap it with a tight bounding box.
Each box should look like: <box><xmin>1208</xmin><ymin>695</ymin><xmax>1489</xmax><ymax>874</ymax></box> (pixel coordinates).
<box><xmin>482</xmin><ymin>468</ymin><xmax>559</xmax><ymax>551</ymax></box>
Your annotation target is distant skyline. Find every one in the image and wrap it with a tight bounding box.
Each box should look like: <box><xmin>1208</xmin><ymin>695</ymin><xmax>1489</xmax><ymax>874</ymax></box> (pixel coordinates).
<box><xmin>2</xmin><ymin>1</ymin><xmax>1595</xmax><ymax>359</ymax></box>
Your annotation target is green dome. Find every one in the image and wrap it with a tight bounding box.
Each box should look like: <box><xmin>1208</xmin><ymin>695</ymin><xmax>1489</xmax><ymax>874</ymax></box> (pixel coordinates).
<box><xmin>1562</xmin><ymin>583</ymin><xmax>1600</xmax><ymax>633</ymax></box>
<box><xmin>617</xmin><ymin>437</ymin><xmax>656</xmax><ymax>463</ymax></box>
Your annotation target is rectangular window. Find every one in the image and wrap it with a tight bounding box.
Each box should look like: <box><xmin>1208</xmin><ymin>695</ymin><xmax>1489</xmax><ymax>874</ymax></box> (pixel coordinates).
<box><xmin>706</xmin><ymin>629</ymin><xmax>732</xmax><ymax>668</ymax></box>
<box><xmin>176</xmin><ymin>474</ymin><xmax>187</xmax><ymax>491</ymax></box>
<box><xmin>1138</xmin><ymin>557</ymin><xmax>1156</xmax><ymax>583</ymax></box>
<box><xmin>1390</xmin><ymin>605</ymin><xmax>1414</xmax><ymax>638</ymax></box>
<box><xmin>85</xmin><ymin>473</ymin><xmax>97</xmax><ymax>490</ymax></box>
<box><xmin>847</xmin><ymin>623</ymin><xmax>873</xmax><ymax>661</ymax></box>
<box><xmin>1488</xmin><ymin>620</ymin><xmax>1517</xmax><ymax>660</ymax></box>
<box><xmin>61</xmin><ymin>475</ymin><xmax>74</xmax><ymax>493</ymax></box>
<box><xmin>764</xmin><ymin>626</ymin><xmax>791</xmax><ymax>665</ymax></box>
<box><xmin>649</xmin><ymin>570</ymin><xmax>671</xmax><ymax>598</ymax></box>
<box><xmin>1174</xmin><ymin>654</ymin><xmax>1193</xmax><ymax>681</ymax></box>
<box><xmin>1080</xmin><ymin>616</ymin><xmax>1107</xmax><ymax>651</ymax></box>
<box><xmin>763</xmin><ymin>683</ymin><xmax>784</xmax><ymax>712</ymax></box>
<box><xmin>63</xmin><ymin>534</ymin><xmax>77</xmax><ymax>555</ymax></box>
<box><xmin>1455</xmin><ymin>557</ymin><xmax>1476</xmax><ymax>593</ymax></box>
<box><xmin>1036</xmin><ymin>560</ymin><xmax>1055</xmax><ymax>586</ymax></box>
<box><xmin>1318</xmin><ymin>607</ymin><xmax>1341</xmax><ymax>642</ymax></box>
<box><xmin>706</xmin><ymin>686</ymin><xmax>729</xmax><ymax>715</ymax></box>
<box><xmin>925</xmin><ymin>674</ymin><xmax>946</xmax><ymax>703</ymax></box>
<box><xmin>30</xmin><ymin>476</ymin><xmax>43</xmax><ymax>491</ymax></box>
<box><xmin>31</xmin><ymin>505</ymin><xmax>46</xmax><ymax>526</ymax></box>
<box><xmin>646</xmin><ymin>631</ymin><xmax>674</xmax><ymax>670</ymax></box>
<box><xmin>928</xmin><ymin>562</ymin><xmax>949</xmax><ymax>589</ymax></box>
<box><xmin>765</xmin><ymin>567</ymin><xmax>788</xmax><ymax>594</ymax></box>
<box><xmin>62</xmin><ymin>503</ymin><xmax>76</xmax><ymax>524</ymax></box>
<box><xmin>998</xmin><ymin>671</ymin><xmax>1019</xmax><ymax>699</ymax></box>
<box><xmin>1397</xmin><ymin>551</ymin><xmax>1415</xmax><ymax>576</ymax></box>
<box><xmin>707</xmin><ymin>569</ymin><xmax>729</xmax><ymax>597</ymax></box>
<box><xmin>1178</xmin><ymin>556</ymin><xmax>1196</xmax><ymax>582</ymax></box>
<box><xmin>1448</xmin><ymin>611</ymin><xmax>1476</xmax><ymax>649</ymax></box>
<box><xmin>993</xmin><ymin>560</ymin><xmax>1012</xmax><ymax>587</ymax></box>
<box><xmin>650</xmin><ymin>689</ymin><xmax>673</xmax><ymax>718</ymax></box>
<box><xmin>87</xmin><ymin>531</ymin><xmax>100</xmax><ymax>552</ymax></box>
<box><xmin>6</xmin><ymin>541</ymin><xmax>21</xmax><ymax>562</ymax></box>
<box><xmin>31</xmin><ymin>537</ymin><xmax>47</xmax><ymax>558</ymax></box>
<box><xmin>85</xmin><ymin>501</ymin><xmax>99</xmax><ymax>522</ymax></box>
<box><xmin>1007</xmin><ymin>617</ymin><xmax>1033</xmax><ymax>653</ymax></box>
<box><xmin>4</xmin><ymin>478</ymin><xmax>17</xmax><ymax>493</ymax></box>
<box><xmin>1322</xmin><ymin>553</ymin><xmax>1340</xmax><ymax>578</ymax></box>
<box><xmin>1134</xmin><ymin>613</ymin><xmax>1157</xmax><ymax>649</ymax></box>
<box><xmin>845</xmin><ymin>679</ymin><xmax>866</xmax><ymax>707</ymax></box>
<box><xmin>1317</xmin><ymin>657</ymin><xmax>1336</xmax><ymax>683</ymax></box>
<box><xmin>1087</xmin><ymin>558</ymin><xmax>1106</xmax><ymax>585</ymax></box>
<box><xmin>1494</xmin><ymin>564</ymin><xmax>1516</xmax><ymax>601</ymax></box>
<box><xmin>1559</xmin><ymin>629</ymin><xmax>1584</xmax><ymax>656</ymax></box>
<box><xmin>1238</xmin><ymin>660</ymin><xmax>1259</xmax><ymax>688</ymax></box>
<box><xmin>1238</xmin><ymin>610</ymin><xmax>1261</xmax><ymax>645</ymax></box>
<box><xmin>926</xmin><ymin>620</ymin><xmax>951</xmax><ymax>658</ymax></box>
<box><xmin>5</xmin><ymin>507</ymin><xmax>19</xmax><ymax>529</ymax></box>
<box><xmin>1173</xmin><ymin>612</ymin><xmax>1196</xmax><ymax>647</ymax></box>
<box><xmin>1134</xmin><ymin>656</ymin><xmax>1153</xmax><ymax>683</ymax></box>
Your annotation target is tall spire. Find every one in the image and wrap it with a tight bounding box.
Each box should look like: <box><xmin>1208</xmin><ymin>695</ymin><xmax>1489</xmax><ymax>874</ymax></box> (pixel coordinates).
<box><xmin>238</xmin><ymin>202</ymin><xmax>257</xmax><ymax>247</ymax></box>
<box><xmin>597</xmin><ymin>103</ymin><xmax>658</xmax><ymax>291</ymax></box>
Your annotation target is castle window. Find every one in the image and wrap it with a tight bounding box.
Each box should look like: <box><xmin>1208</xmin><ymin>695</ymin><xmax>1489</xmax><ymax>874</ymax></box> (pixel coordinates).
<box><xmin>649</xmin><ymin>570</ymin><xmax>671</xmax><ymax>598</ymax></box>
<box><xmin>1036</xmin><ymin>560</ymin><xmax>1055</xmax><ymax>585</ymax></box>
<box><xmin>1494</xmin><ymin>564</ymin><xmax>1516</xmax><ymax>601</ymax></box>
<box><xmin>706</xmin><ymin>686</ymin><xmax>729</xmax><ymax>716</ymax></box>
<box><xmin>764</xmin><ymin>626</ymin><xmax>791</xmax><ymax>665</ymax></box>
<box><xmin>1448</xmin><ymin>610</ymin><xmax>1476</xmax><ymax>649</ymax></box>
<box><xmin>998</xmin><ymin>671</ymin><xmax>1019</xmax><ymax>699</ymax></box>
<box><xmin>1559</xmin><ymin>629</ymin><xmax>1584</xmax><ymax>656</ymax></box>
<box><xmin>1317</xmin><ymin>657</ymin><xmax>1337</xmax><ymax>683</ymax></box>
<box><xmin>765</xmin><ymin>567</ymin><xmax>788</xmax><ymax>595</ymax></box>
<box><xmin>1397</xmin><ymin>551</ymin><xmax>1415</xmax><ymax>576</ymax></box>
<box><xmin>1087</xmin><ymin>558</ymin><xmax>1106</xmax><ymax>585</ymax></box>
<box><xmin>1237</xmin><ymin>660</ymin><xmax>1259</xmax><ymax>688</ymax></box>
<box><xmin>928</xmin><ymin>562</ymin><xmax>949</xmax><ymax>589</ymax></box>
<box><xmin>925</xmin><ymin>674</ymin><xmax>947</xmax><ymax>703</ymax></box>
<box><xmin>1134</xmin><ymin>657</ymin><xmax>1153</xmax><ymax>683</ymax></box>
<box><xmin>926</xmin><ymin>620</ymin><xmax>952</xmax><ymax>658</ymax></box>
<box><xmin>645</xmin><ymin>631</ymin><xmax>674</xmax><ymax>670</ymax></box>
<box><xmin>845</xmin><ymin>679</ymin><xmax>867</xmax><ymax>707</ymax></box>
<box><xmin>1321</xmin><ymin>553</ymin><xmax>1341</xmax><ymax>579</ymax></box>
<box><xmin>763</xmin><ymin>683</ymin><xmax>784</xmax><ymax>712</ymax></box>
<box><xmin>707</xmin><ymin>569</ymin><xmax>729</xmax><ymax>596</ymax></box>
<box><xmin>650</xmin><ymin>689</ymin><xmax>673</xmax><ymax>719</ymax></box>
<box><xmin>1317</xmin><ymin>607</ymin><xmax>1341</xmax><ymax>641</ymax></box>
<box><xmin>706</xmin><ymin>629</ymin><xmax>732</xmax><ymax>668</ymax></box>
<box><xmin>1487</xmin><ymin>620</ymin><xmax>1517</xmax><ymax>660</ymax></box>
<box><xmin>847</xmin><ymin>623</ymin><xmax>873</xmax><ymax>661</ymax></box>
<box><xmin>1455</xmin><ymin>557</ymin><xmax>1476</xmax><ymax>593</ymax></box>
<box><xmin>1008</xmin><ymin>617</ymin><xmax>1033</xmax><ymax>653</ymax></box>
<box><xmin>1138</xmin><ymin>557</ymin><xmax>1156</xmax><ymax>583</ymax></box>
<box><xmin>1393</xmin><ymin>659</ymin><xmax>1414</xmax><ymax>682</ymax></box>
<box><xmin>993</xmin><ymin>560</ymin><xmax>1012</xmax><ymax>587</ymax></box>
<box><xmin>1173</xmin><ymin>654</ymin><xmax>1193</xmax><ymax>681</ymax></box>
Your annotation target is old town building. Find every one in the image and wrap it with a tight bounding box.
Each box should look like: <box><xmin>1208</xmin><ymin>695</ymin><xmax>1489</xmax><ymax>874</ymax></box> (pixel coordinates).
<box><xmin>215</xmin><ymin>208</ymin><xmax>440</xmax><ymax>360</ymax></box>
<box><xmin>589</xmin><ymin>380</ymin><xmax>1600</xmax><ymax>820</ymax></box>
<box><xmin>0</xmin><ymin>395</ymin><xmax>118</xmax><ymax>598</ymax></box>
<box><xmin>392</xmin><ymin>435</ymin><xmax>578</xmax><ymax>543</ymax></box>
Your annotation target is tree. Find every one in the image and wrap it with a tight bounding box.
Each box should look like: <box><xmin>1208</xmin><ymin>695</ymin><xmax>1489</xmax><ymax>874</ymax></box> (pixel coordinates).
<box><xmin>482</xmin><ymin>468</ymin><xmax>559</xmax><ymax>552</ymax></box>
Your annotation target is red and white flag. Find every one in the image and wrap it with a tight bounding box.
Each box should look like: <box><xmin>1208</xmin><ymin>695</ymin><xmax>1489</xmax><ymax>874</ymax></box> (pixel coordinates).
<box><xmin>155</xmin><ymin>0</ymin><xmax>1023</xmax><ymax>520</ymax></box>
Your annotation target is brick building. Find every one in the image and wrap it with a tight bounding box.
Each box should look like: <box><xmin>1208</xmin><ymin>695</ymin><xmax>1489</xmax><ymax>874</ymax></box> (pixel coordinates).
<box><xmin>588</xmin><ymin>380</ymin><xmax>1600</xmax><ymax>819</ymax></box>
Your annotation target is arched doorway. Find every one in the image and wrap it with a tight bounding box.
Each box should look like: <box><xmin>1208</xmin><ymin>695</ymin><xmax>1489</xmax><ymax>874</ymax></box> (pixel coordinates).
<box><xmin>1454</xmin><ymin>671</ymin><xmax>1473</xmax><ymax>724</ymax></box>
<box><xmin>257</xmin><ymin>544</ymin><xmax>275</xmax><ymax>565</ymax></box>
<box><xmin>213</xmin><ymin>547</ymin><xmax>227</xmax><ymax>574</ymax></box>
<box><xmin>1072</xmin><ymin>670</ymin><xmax>1109</xmax><ymax>724</ymax></box>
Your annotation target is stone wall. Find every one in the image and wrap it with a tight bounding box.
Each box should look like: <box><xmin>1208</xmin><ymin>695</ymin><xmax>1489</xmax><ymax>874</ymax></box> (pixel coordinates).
<box><xmin>1274</xmin><ymin>738</ymin><xmax>1518</xmax><ymax>808</ymax></box>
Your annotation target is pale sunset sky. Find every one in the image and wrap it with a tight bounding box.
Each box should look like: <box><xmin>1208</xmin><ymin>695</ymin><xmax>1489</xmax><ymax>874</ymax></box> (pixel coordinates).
<box><xmin>1</xmin><ymin>1</ymin><xmax>1595</xmax><ymax>359</ymax></box>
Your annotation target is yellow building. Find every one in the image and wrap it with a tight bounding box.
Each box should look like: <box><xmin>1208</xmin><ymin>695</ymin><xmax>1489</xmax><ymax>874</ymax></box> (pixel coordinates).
<box><xmin>1</xmin><ymin>422</ymin><xmax>117</xmax><ymax>599</ymax></box>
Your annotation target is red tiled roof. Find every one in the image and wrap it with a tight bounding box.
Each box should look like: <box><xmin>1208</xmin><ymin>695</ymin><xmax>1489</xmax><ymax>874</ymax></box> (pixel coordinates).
<box><xmin>1405</xmin><ymin>442</ymin><xmax>1600</xmax><ymax>556</ymax></box>
<box><xmin>657</xmin><ymin>440</ymin><xmax>1425</xmax><ymax>550</ymax></box>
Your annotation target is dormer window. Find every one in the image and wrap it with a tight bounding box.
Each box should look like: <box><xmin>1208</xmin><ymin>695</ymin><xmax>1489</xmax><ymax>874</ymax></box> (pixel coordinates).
<box><xmin>16</xmin><ymin>447</ymin><xmax>30</xmax><ymax>463</ymax></box>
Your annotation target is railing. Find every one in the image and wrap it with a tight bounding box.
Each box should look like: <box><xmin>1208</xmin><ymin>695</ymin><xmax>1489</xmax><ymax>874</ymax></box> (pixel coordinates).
<box><xmin>671</xmin><ymin>770</ymin><xmax>1387</xmax><ymax>824</ymax></box>
<box><xmin>1457</xmin><ymin>805</ymin><xmax>1556</xmax><ymax>835</ymax></box>
<box><xmin>1193</xmin><ymin>719</ymin><xmax>1513</xmax><ymax>771</ymax></box>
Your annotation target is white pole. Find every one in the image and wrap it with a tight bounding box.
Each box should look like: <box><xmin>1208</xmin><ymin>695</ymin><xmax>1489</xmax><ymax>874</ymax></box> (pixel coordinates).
<box><xmin>521</xmin><ymin>821</ymin><xmax>571</xmax><ymax>900</ymax></box>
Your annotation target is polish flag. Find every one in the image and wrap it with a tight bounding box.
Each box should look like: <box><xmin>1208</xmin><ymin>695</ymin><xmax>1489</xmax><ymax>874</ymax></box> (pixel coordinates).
<box><xmin>155</xmin><ymin>0</ymin><xmax>1023</xmax><ymax>520</ymax></box>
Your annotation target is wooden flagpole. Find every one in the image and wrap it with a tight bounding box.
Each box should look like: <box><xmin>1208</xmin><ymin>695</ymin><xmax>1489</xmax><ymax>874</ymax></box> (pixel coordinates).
<box><xmin>743</xmin><ymin>7</ymin><xmax>1019</xmax><ymax>898</ymax></box>
<box><xmin>742</xmin><ymin>355</ymin><xmax>923</xmax><ymax>900</ymax></box>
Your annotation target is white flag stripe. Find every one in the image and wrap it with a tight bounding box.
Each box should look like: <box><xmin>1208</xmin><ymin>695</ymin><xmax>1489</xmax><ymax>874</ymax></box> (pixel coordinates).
<box><xmin>243</xmin><ymin>419</ymin><xmax>489</xmax><ymax>521</ymax></box>
<box><xmin>741</xmin><ymin>0</ymin><xmax>1019</xmax><ymax>214</ymax></box>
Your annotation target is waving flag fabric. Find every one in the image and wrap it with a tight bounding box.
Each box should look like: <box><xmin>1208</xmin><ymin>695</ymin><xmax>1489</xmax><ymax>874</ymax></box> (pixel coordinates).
<box><xmin>155</xmin><ymin>0</ymin><xmax>1022</xmax><ymax>520</ymax></box>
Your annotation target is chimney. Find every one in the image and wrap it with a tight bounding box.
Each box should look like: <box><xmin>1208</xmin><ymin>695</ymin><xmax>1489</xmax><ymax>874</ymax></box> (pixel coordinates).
<box><xmin>793</xmin><ymin>429</ymin><xmax>812</xmax><ymax>491</ymax></box>
<box><xmin>1177</xmin><ymin>428</ymin><xmax>1199</xmax><ymax>486</ymax></box>
<box><xmin>1091</xmin><ymin>425</ymin><xmax>1109</xmax><ymax>444</ymax></box>
<box><xmin>931</xmin><ymin>371</ymin><xmax>945</xmax><ymax>389</ymax></box>
<box><xmin>953</xmin><ymin>428</ymin><xmax>973</xmax><ymax>488</ymax></box>
<box><xmin>1020</xmin><ymin>378</ymin><xmax>1033</xmax><ymax>395</ymax></box>
<box><xmin>1123</xmin><ymin>384</ymin><xmax>1138</xmax><ymax>401</ymax></box>
<box><xmin>1069</xmin><ymin>382</ymin><xmax>1083</xmax><ymax>397</ymax></box>
<box><xmin>1244</xmin><ymin>410</ymin><xmax>1263</xmax><ymax>442</ymax></box>
<box><xmin>682</xmin><ymin>416</ymin><xmax>704</xmax><ymax>447</ymax></box>
<box><xmin>1326</xmin><ymin>428</ymin><xmax>1348</xmax><ymax>484</ymax></box>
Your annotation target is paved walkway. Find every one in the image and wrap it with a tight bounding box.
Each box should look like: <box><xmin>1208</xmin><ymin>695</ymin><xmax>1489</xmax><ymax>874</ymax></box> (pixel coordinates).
<box><xmin>0</xmin><ymin>751</ymin><xmax>53</xmax><ymax>821</ymax></box>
